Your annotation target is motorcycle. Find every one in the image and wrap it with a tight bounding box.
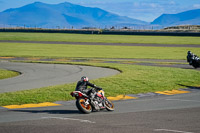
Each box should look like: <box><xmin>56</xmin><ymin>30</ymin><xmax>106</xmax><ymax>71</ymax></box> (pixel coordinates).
<box><xmin>70</xmin><ymin>88</ymin><xmax>114</xmax><ymax>114</ymax></box>
<box><xmin>187</xmin><ymin>51</ymin><xmax>200</xmax><ymax>68</ymax></box>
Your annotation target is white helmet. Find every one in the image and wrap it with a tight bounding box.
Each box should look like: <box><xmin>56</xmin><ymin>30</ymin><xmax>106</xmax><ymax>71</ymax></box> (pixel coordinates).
<box><xmin>81</xmin><ymin>76</ymin><xmax>89</xmax><ymax>82</ymax></box>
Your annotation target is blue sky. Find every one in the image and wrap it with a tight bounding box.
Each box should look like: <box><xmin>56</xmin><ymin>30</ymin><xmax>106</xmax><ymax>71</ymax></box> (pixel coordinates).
<box><xmin>0</xmin><ymin>0</ymin><xmax>200</xmax><ymax>22</ymax></box>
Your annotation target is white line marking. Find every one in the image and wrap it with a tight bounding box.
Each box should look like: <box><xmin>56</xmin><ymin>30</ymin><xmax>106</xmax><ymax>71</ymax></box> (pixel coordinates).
<box><xmin>166</xmin><ymin>99</ymin><xmax>200</xmax><ymax>103</ymax></box>
<box><xmin>154</xmin><ymin>129</ymin><xmax>194</xmax><ymax>133</ymax></box>
<box><xmin>42</xmin><ymin>117</ymin><xmax>96</xmax><ymax>123</ymax></box>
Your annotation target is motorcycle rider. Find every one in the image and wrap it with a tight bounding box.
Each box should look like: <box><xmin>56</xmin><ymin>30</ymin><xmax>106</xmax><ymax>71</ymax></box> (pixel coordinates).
<box><xmin>71</xmin><ymin>76</ymin><xmax>114</xmax><ymax>112</ymax></box>
<box><xmin>75</xmin><ymin>76</ymin><xmax>102</xmax><ymax>97</ymax></box>
<box><xmin>187</xmin><ymin>51</ymin><xmax>200</xmax><ymax>64</ymax></box>
<box><xmin>187</xmin><ymin>51</ymin><xmax>200</xmax><ymax>68</ymax></box>
<box><xmin>187</xmin><ymin>51</ymin><xmax>194</xmax><ymax>65</ymax></box>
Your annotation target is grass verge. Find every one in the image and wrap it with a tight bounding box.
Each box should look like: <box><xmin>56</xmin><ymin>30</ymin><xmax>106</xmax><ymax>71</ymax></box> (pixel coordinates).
<box><xmin>0</xmin><ymin>32</ymin><xmax>199</xmax><ymax>106</ymax></box>
<box><xmin>0</xmin><ymin>61</ymin><xmax>199</xmax><ymax>106</ymax></box>
<box><xmin>0</xmin><ymin>42</ymin><xmax>200</xmax><ymax>60</ymax></box>
<box><xmin>0</xmin><ymin>69</ymin><xmax>19</xmax><ymax>80</ymax></box>
<box><xmin>0</xmin><ymin>32</ymin><xmax>200</xmax><ymax>45</ymax></box>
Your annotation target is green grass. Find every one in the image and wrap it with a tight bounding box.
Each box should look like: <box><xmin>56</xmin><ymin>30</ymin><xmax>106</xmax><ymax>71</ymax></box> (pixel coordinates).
<box><xmin>0</xmin><ymin>62</ymin><xmax>199</xmax><ymax>106</ymax></box>
<box><xmin>0</xmin><ymin>69</ymin><xmax>19</xmax><ymax>80</ymax></box>
<box><xmin>0</xmin><ymin>32</ymin><xmax>200</xmax><ymax>106</ymax></box>
<box><xmin>0</xmin><ymin>32</ymin><xmax>200</xmax><ymax>45</ymax></box>
<box><xmin>0</xmin><ymin>42</ymin><xmax>200</xmax><ymax>60</ymax></box>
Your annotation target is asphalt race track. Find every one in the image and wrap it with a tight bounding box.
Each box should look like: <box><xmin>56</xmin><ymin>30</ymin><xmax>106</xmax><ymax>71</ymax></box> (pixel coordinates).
<box><xmin>0</xmin><ymin>92</ymin><xmax>200</xmax><ymax>133</ymax></box>
<box><xmin>0</xmin><ymin>51</ymin><xmax>200</xmax><ymax>132</ymax></box>
<box><xmin>0</xmin><ymin>61</ymin><xmax>119</xmax><ymax>93</ymax></box>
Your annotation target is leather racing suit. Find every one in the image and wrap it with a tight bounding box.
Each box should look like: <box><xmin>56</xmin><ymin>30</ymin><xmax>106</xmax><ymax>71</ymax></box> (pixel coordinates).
<box><xmin>75</xmin><ymin>80</ymin><xmax>101</xmax><ymax>96</ymax></box>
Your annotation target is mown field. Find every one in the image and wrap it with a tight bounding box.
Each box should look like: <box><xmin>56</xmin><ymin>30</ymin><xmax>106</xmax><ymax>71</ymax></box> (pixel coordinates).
<box><xmin>0</xmin><ymin>42</ymin><xmax>200</xmax><ymax>60</ymax></box>
<box><xmin>0</xmin><ymin>32</ymin><xmax>200</xmax><ymax>106</ymax></box>
<box><xmin>0</xmin><ymin>69</ymin><xmax>19</xmax><ymax>80</ymax></box>
<box><xmin>0</xmin><ymin>32</ymin><xmax>200</xmax><ymax>45</ymax></box>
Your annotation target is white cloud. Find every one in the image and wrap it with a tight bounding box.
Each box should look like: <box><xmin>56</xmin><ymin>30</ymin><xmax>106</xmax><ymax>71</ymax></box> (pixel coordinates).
<box><xmin>193</xmin><ymin>4</ymin><xmax>200</xmax><ymax>8</ymax></box>
<box><xmin>169</xmin><ymin>1</ymin><xmax>176</xmax><ymax>5</ymax></box>
<box><xmin>133</xmin><ymin>2</ymin><xmax>140</xmax><ymax>7</ymax></box>
<box><xmin>149</xmin><ymin>3</ymin><xmax>157</xmax><ymax>8</ymax></box>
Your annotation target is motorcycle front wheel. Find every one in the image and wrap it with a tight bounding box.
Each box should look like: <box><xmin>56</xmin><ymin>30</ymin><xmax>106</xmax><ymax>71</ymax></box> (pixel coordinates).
<box><xmin>105</xmin><ymin>98</ymin><xmax>115</xmax><ymax>111</ymax></box>
<box><xmin>76</xmin><ymin>98</ymin><xmax>92</xmax><ymax>114</ymax></box>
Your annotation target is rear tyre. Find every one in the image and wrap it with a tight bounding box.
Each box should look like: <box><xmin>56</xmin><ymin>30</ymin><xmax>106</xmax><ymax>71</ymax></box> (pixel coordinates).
<box><xmin>105</xmin><ymin>98</ymin><xmax>114</xmax><ymax>111</ymax></box>
<box><xmin>192</xmin><ymin>63</ymin><xmax>198</xmax><ymax>68</ymax></box>
<box><xmin>76</xmin><ymin>98</ymin><xmax>92</xmax><ymax>114</ymax></box>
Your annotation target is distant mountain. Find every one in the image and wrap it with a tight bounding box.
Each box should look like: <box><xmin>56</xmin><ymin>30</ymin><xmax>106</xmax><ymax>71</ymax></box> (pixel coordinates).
<box><xmin>151</xmin><ymin>9</ymin><xmax>200</xmax><ymax>26</ymax></box>
<box><xmin>0</xmin><ymin>2</ymin><xmax>147</xmax><ymax>28</ymax></box>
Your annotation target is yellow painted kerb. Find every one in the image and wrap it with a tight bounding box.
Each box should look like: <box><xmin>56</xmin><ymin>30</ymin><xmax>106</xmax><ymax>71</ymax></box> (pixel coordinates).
<box><xmin>3</xmin><ymin>102</ymin><xmax>61</xmax><ymax>109</ymax></box>
<box><xmin>155</xmin><ymin>90</ymin><xmax>190</xmax><ymax>95</ymax></box>
<box><xmin>107</xmin><ymin>95</ymin><xmax>137</xmax><ymax>101</ymax></box>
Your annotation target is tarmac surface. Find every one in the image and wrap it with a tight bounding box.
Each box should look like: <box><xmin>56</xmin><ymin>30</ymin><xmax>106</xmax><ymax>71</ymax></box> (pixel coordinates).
<box><xmin>0</xmin><ymin>61</ymin><xmax>119</xmax><ymax>93</ymax></box>
<box><xmin>0</xmin><ymin>92</ymin><xmax>200</xmax><ymax>133</ymax></box>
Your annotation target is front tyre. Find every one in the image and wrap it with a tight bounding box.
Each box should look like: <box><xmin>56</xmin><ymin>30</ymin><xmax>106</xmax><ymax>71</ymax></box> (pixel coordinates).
<box><xmin>105</xmin><ymin>98</ymin><xmax>115</xmax><ymax>111</ymax></box>
<box><xmin>76</xmin><ymin>98</ymin><xmax>92</xmax><ymax>114</ymax></box>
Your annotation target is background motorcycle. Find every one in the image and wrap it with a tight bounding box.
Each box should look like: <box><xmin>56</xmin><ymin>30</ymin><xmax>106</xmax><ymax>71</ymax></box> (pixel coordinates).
<box><xmin>70</xmin><ymin>88</ymin><xmax>114</xmax><ymax>114</ymax></box>
<box><xmin>187</xmin><ymin>51</ymin><xmax>200</xmax><ymax>68</ymax></box>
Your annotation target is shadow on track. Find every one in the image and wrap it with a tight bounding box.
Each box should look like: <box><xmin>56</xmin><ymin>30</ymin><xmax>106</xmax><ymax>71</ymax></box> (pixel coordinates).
<box><xmin>10</xmin><ymin>109</ymin><xmax>80</xmax><ymax>114</ymax></box>
<box><xmin>178</xmin><ymin>84</ymin><xmax>200</xmax><ymax>90</ymax></box>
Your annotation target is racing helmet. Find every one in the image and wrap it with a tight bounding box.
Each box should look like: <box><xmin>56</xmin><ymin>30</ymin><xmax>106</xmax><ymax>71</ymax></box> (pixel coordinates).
<box><xmin>81</xmin><ymin>76</ymin><xmax>89</xmax><ymax>82</ymax></box>
<box><xmin>188</xmin><ymin>51</ymin><xmax>192</xmax><ymax>54</ymax></box>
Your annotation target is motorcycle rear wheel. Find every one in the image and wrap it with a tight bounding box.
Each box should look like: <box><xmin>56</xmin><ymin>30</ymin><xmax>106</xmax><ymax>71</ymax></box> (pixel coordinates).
<box><xmin>76</xmin><ymin>98</ymin><xmax>92</xmax><ymax>114</ymax></box>
<box><xmin>105</xmin><ymin>98</ymin><xmax>114</xmax><ymax>111</ymax></box>
<box><xmin>192</xmin><ymin>63</ymin><xmax>199</xmax><ymax>68</ymax></box>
